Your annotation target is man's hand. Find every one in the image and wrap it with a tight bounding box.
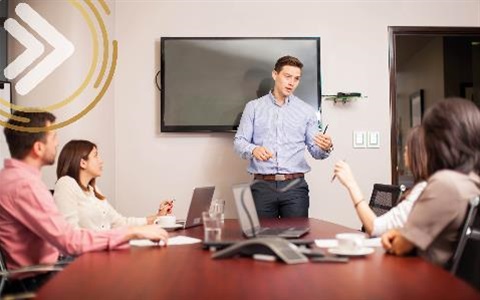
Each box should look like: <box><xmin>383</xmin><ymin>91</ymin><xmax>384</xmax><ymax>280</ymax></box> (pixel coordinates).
<box><xmin>314</xmin><ymin>133</ymin><xmax>333</xmax><ymax>151</ymax></box>
<box><xmin>127</xmin><ymin>225</ymin><xmax>169</xmax><ymax>245</ymax></box>
<box><xmin>252</xmin><ymin>146</ymin><xmax>273</xmax><ymax>161</ymax></box>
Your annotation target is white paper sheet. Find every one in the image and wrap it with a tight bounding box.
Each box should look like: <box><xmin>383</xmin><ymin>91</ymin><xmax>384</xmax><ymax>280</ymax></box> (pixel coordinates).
<box><xmin>129</xmin><ymin>235</ymin><xmax>202</xmax><ymax>247</ymax></box>
<box><xmin>315</xmin><ymin>237</ymin><xmax>382</xmax><ymax>248</ymax></box>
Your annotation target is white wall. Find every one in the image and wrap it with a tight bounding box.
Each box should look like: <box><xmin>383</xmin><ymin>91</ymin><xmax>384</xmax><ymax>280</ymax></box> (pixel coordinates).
<box><xmin>113</xmin><ymin>0</ymin><xmax>480</xmax><ymax>229</ymax></box>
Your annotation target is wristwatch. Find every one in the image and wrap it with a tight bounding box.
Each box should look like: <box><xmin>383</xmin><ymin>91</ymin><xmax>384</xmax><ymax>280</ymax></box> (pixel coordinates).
<box><xmin>327</xmin><ymin>143</ymin><xmax>334</xmax><ymax>153</ymax></box>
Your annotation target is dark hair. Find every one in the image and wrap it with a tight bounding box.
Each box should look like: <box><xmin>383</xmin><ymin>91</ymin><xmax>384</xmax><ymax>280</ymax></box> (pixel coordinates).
<box><xmin>56</xmin><ymin>140</ymin><xmax>105</xmax><ymax>200</ymax></box>
<box><xmin>406</xmin><ymin>126</ymin><xmax>428</xmax><ymax>183</ymax></box>
<box><xmin>422</xmin><ymin>98</ymin><xmax>480</xmax><ymax>176</ymax></box>
<box><xmin>274</xmin><ymin>56</ymin><xmax>303</xmax><ymax>73</ymax></box>
<box><xmin>4</xmin><ymin>110</ymin><xmax>56</xmax><ymax>159</ymax></box>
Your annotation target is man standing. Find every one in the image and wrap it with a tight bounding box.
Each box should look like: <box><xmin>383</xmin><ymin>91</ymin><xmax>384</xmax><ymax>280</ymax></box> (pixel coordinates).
<box><xmin>0</xmin><ymin>111</ymin><xmax>168</xmax><ymax>291</ymax></box>
<box><xmin>234</xmin><ymin>56</ymin><xmax>333</xmax><ymax>218</ymax></box>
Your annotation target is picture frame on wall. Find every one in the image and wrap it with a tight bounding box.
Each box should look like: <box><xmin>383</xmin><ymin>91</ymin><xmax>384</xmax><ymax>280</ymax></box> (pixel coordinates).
<box><xmin>410</xmin><ymin>89</ymin><xmax>424</xmax><ymax>127</ymax></box>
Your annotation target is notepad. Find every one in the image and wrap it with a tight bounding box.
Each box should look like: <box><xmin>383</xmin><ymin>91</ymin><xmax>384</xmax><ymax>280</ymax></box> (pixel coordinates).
<box><xmin>129</xmin><ymin>236</ymin><xmax>202</xmax><ymax>247</ymax></box>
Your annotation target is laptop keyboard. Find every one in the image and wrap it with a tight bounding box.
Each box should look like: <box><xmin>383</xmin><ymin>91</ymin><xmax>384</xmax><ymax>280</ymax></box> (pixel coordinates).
<box><xmin>259</xmin><ymin>227</ymin><xmax>295</xmax><ymax>235</ymax></box>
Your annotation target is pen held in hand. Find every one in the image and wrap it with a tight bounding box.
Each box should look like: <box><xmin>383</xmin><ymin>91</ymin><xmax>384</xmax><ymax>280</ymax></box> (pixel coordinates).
<box><xmin>331</xmin><ymin>159</ymin><xmax>347</xmax><ymax>183</ymax></box>
<box><xmin>159</xmin><ymin>199</ymin><xmax>175</xmax><ymax>214</ymax></box>
<box><xmin>322</xmin><ymin>124</ymin><xmax>329</xmax><ymax>135</ymax></box>
<box><xmin>330</xmin><ymin>173</ymin><xmax>337</xmax><ymax>183</ymax></box>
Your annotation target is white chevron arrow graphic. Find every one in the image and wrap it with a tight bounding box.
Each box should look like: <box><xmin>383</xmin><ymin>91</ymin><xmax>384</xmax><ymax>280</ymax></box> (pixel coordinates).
<box><xmin>3</xmin><ymin>18</ymin><xmax>44</xmax><ymax>81</ymax></box>
<box><xmin>3</xmin><ymin>3</ymin><xmax>75</xmax><ymax>96</ymax></box>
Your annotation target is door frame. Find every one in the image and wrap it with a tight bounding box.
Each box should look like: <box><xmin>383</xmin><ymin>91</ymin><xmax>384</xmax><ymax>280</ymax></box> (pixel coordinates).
<box><xmin>389</xmin><ymin>26</ymin><xmax>480</xmax><ymax>184</ymax></box>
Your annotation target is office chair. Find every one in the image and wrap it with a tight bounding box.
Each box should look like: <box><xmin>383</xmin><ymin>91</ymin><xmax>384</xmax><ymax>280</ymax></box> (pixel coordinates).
<box><xmin>449</xmin><ymin>196</ymin><xmax>480</xmax><ymax>291</ymax></box>
<box><xmin>359</xmin><ymin>184</ymin><xmax>405</xmax><ymax>233</ymax></box>
<box><xmin>368</xmin><ymin>184</ymin><xmax>406</xmax><ymax>217</ymax></box>
<box><xmin>0</xmin><ymin>246</ymin><xmax>63</xmax><ymax>296</ymax></box>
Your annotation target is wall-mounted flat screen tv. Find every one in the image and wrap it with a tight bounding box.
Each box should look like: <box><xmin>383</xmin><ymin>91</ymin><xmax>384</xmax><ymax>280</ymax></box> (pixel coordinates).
<box><xmin>160</xmin><ymin>37</ymin><xmax>321</xmax><ymax>132</ymax></box>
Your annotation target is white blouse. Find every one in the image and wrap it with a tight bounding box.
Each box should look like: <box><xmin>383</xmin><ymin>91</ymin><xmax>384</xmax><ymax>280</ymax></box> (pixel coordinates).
<box><xmin>54</xmin><ymin>176</ymin><xmax>147</xmax><ymax>231</ymax></box>
<box><xmin>371</xmin><ymin>181</ymin><xmax>428</xmax><ymax>237</ymax></box>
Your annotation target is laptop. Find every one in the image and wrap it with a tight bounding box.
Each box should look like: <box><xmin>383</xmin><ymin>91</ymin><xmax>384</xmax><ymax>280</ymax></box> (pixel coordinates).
<box><xmin>179</xmin><ymin>186</ymin><xmax>216</xmax><ymax>229</ymax></box>
<box><xmin>232</xmin><ymin>183</ymin><xmax>310</xmax><ymax>238</ymax></box>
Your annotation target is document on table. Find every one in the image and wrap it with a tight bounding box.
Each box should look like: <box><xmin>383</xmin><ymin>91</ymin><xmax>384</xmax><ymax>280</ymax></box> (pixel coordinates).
<box><xmin>315</xmin><ymin>237</ymin><xmax>382</xmax><ymax>248</ymax></box>
<box><xmin>130</xmin><ymin>235</ymin><xmax>202</xmax><ymax>247</ymax></box>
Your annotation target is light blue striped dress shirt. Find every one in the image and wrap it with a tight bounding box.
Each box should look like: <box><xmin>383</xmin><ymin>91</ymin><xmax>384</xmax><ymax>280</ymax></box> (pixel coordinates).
<box><xmin>234</xmin><ymin>92</ymin><xmax>330</xmax><ymax>175</ymax></box>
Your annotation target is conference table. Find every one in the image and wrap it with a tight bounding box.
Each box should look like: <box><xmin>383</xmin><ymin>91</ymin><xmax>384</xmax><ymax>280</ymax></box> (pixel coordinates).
<box><xmin>36</xmin><ymin>218</ymin><xmax>480</xmax><ymax>299</ymax></box>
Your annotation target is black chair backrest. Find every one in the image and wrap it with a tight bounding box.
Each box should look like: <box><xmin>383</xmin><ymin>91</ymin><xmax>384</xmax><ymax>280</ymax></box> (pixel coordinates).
<box><xmin>368</xmin><ymin>184</ymin><xmax>405</xmax><ymax>217</ymax></box>
<box><xmin>0</xmin><ymin>247</ymin><xmax>7</xmax><ymax>274</ymax></box>
<box><xmin>450</xmin><ymin>196</ymin><xmax>480</xmax><ymax>276</ymax></box>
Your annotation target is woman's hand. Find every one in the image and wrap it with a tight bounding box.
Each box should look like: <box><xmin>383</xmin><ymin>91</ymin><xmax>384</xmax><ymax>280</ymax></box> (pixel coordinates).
<box><xmin>333</xmin><ymin>160</ymin><xmax>356</xmax><ymax>189</ymax></box>
<box><xmin>157</xmin><ymin>200</ymin><xmax>174</xmax><ymax>216</ymax></box>
<box><xmin>381</xmin><ymin>229</ymin><xmax>415</xmax><ymax>255</ymax></box>
<box><xmin>381</xmin><ymin>229</ymin><xmax>397</xmax><ymax>252</ymax></box>
<box><xmin>333</xmin><ymin>160</ymin><xmax>365</xmax><ymax>209</ymax></box>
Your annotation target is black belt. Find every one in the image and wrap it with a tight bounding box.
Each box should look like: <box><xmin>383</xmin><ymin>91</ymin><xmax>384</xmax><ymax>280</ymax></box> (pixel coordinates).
<box><xmin>254</xmin><ymin>173</ymin><xmax>304</xmax><ymax>181</ymax></box>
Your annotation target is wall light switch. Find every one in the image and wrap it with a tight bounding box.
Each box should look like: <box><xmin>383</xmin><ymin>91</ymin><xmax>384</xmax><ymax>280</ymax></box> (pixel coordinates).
<box><xmin>353</xmin><ymin>131</ymin><xmax>367</xmax><ymax>148</ymax></box>
<box><xmin>367</xmin><ymin>131</ymin><xmax>380</xmax><ymax>148</ymax></box>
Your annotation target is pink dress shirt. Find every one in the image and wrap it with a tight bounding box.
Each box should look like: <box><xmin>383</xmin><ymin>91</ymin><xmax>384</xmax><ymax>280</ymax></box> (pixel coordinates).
<box><xmin>0</xmin><ymin>159</ymin><xmax>129</xmax><ymax>270</ymax></box>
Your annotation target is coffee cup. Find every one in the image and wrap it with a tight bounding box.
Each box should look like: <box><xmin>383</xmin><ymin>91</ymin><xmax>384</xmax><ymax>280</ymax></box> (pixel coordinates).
<box><xmin>154</xmin><ymin>215</ymin><xmax>177</xmax><ymax>227</ymax></box>
<box><xmin>336</xmin><ymin>233</ymin><xmax>366</xmax><ymax>251</ymax></box>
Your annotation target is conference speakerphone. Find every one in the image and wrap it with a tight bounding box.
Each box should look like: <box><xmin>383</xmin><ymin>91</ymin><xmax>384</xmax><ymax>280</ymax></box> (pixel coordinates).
<box><xmin>203</xmin><ymin>239</ymin><xmax>315</xmax><ymax>251</ymax></box>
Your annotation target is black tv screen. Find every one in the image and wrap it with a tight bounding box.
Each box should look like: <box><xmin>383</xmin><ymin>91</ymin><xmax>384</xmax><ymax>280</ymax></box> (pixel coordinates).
<box><xmin>160</xmin><ymin>37</ymin><xmax>321</xmax><ymax>132</ymax></box>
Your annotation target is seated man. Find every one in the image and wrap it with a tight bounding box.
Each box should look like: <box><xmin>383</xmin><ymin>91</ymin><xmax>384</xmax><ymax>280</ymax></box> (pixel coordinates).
<box><xmin>0</xmin><ymin>111</ymin><xmax>168</xmax><ymax>291</ymax></box>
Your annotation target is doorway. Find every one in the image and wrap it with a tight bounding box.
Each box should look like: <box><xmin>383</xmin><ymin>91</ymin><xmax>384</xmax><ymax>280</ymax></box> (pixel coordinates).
<box><xmin>389</xmin><ymin>26</ymin><xmax>480</xmax><ymax>185</ymax></box>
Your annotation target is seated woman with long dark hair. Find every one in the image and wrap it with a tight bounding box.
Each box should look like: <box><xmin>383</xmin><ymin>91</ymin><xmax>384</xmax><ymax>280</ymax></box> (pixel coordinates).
<box><xmin>54</xmin><ymin>140</ymin><xmax>173</xmax><ymax>231</ymax></box>
<box><xmin>382</xmin><ymin>98</ymin><xmax>480</xmax><ymax>267</ymax></box>
<box><xmin>333</xmin><ymin>126</ymin><xmax>428</xmax><ymax>236</ymax></box>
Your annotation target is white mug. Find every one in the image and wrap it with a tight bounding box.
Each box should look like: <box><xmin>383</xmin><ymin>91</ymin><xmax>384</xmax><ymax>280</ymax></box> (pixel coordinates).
<box><xmin>154</xmin><ymin>215</ymin><xmax>176</xmax><ymax>227</ymax></box>
<box><xmin>336</xmin><ymin>233</ymin><xmax>366</xmax><ymax>251</ymax></box>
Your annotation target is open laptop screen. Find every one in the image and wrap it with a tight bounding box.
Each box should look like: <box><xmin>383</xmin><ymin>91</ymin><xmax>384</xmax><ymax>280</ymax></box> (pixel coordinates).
<box><xmin>232</xmin><ymin>183</ymin><xmax>260</xmax><ymax>236</ymax></box>
<box><xmin>184</xmin><ymin>186</ymin><xmax>215</xmax><ymax>228</ymax></box>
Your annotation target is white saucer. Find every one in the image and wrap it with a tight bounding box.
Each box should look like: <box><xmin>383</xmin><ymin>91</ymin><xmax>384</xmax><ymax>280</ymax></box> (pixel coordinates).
<box><xmin>327</xmin><ymin>247</ymin><xmax>375</xmax><ymax>256</ymax></box>
<box><xmin>159</xmin><ymin>224</ymin><xmax>183</xmax><ymax>231</ymax></box>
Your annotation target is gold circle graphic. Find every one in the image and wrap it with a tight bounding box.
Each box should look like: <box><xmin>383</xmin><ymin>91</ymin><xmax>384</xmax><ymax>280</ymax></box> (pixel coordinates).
<box><xmin>0</xmin><ymin>0</ymin><xmax>117</xmax><ymax>132</ymax></box>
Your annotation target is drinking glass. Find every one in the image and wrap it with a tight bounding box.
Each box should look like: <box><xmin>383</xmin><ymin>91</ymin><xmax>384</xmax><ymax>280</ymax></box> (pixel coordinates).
<box><xmin>210</xmin><ymin>199</ymin><xmax>225</xmax><ymax>222</ymax></box>
<box><xmin>202</xmin><ymin>211</ymin><xmax>222</xmax><ymax>242</ymax></box>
